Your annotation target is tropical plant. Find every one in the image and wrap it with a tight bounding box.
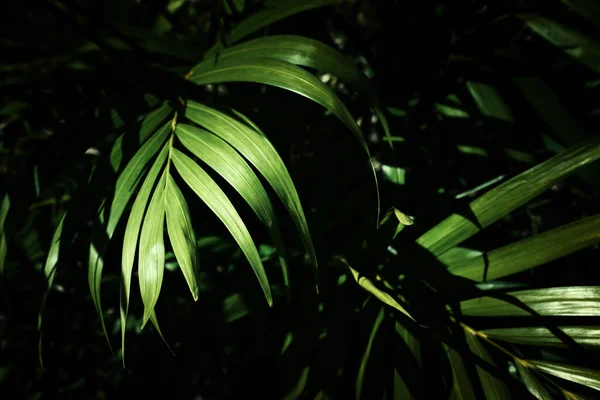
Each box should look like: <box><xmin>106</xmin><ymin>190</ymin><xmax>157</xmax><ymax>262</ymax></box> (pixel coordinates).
<box><xmin>1</xmin><ymin>0</ymin><xmax>599</xmax><ymax>398</ymax></box>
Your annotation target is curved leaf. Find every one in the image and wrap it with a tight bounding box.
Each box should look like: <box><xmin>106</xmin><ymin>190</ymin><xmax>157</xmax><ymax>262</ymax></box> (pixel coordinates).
<box><xmin>515</xmin><ymin>361</ymin><xmax>553</xmax><ymax>400</ymax></box>
<box><xmin>175</xmin><ymin>124</ymin><xmax>290</xmax><ymax>293</ymax></box>
<box><xmin>120</xmin><ymin>143</ymin><xmax>169</xmax><ymax>362</ymax></box>
<box><xmin>419</xmin><ymin>135</ymin><xmax>600</xmax><ymax>256</ymax></box>
<box><xmin>198</xmin><ymin>35</ymin><xmax>391</xmax><ymax>144</ymax></box>
<box><xmin>139</xmin><ymin>171</ymin><xmax>167</xmax><ymax>326</ymax></box>
<box><xmin>165</xmin><ymin>177</ymin><xmax>200</xmax><ymax>300</ymax></box>
<box><xmin>356</xmin><ymin>306</ymin><xmax>385</xmax><ymax>400</ymax></box>
<box><xmin>171</xmin><ymin>148</ymin><xmax>272</xmax><ymax>305</ymax></box>
<box><xmin>482</xmin><ymin>326</ymin><xmax>600</xmax><ymax>348</ymax></box>
<box><xmin>461</xmin><ymin>286</ymin><xmax>600</xmax><ymax>317</ymax></box>
<box><xmin>529</xmin><ymin>360</ymin><xmax>600</xmax><ymax>392</ymax></box>
<box><xmin>449</xmin><ymin>214</ymin><xmax>600</xmax><ymax>282</ymax></box>
<box><xmin>205</xmin><ymin>0</ymin><xmax>345</xmax><ymax>57</ymax></box>
<box><xmin>185</xmin><ymin>102</ymin><xmax>317</xmax><ymax>290</ymax></box>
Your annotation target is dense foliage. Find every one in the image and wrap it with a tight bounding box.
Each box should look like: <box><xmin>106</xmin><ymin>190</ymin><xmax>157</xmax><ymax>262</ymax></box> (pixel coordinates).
<box><xmin>1</xmin><ymin>0</ymin><xmax>600</xmax><ymax>398</ymax></box>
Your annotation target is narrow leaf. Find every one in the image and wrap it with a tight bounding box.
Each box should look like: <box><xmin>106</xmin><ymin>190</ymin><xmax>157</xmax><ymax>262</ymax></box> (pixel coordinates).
<box><xmin>529</xmin><ymin>360</ymin><xmax>600</xmax><ymax>392</ymax></box>
<box><xmin>138</xmin><ymin>171</ymin><xmax>167</xmax><ymax>326</ymax></box>
<box><xmin>120</xmin><ymin>143</ymin><xmax>169</xmax><ymax>363</ymax></box>
<box><xmin>461</xmin><ymin>286</ymin><xmax>600</xmax><ymax>317</ymax></box>
<box><xmin>443</xmin><ymin>343</ymin><xmax>477</xmax><ymax>400</ymax></box>
<box><xmin>356</xmin><ymin>306</ymin><xmax>385</xmax><ymax>400</ymax></box>
<box><xmin>165</xmin><ymin>177</ymin><xmax>200</xmax><ymax>300</ymax></box>
<box><xmin>186</xmin><ymin>58</ymin><xmax>379</xmax><ymax>220</ymax></box>
<box><xmin>175</xmin><ymin>124</ymin><xmax>289</xmax><ymax>292</ymax></box>
<box><xmin>417</xmin><ymin>136</ymin><xmax>600</xmax><ymax>256</ymax></box>
<box><xmin>185</xmin><ymin>102</ymin><xmax>317</xmax><ymax>290</ymax></box>
<box><xmin>172</xmin><ymin>149</ymin><xmax>272</xmax><ymax>305</ymax></box>
<box><xmin>198</xmin><ymin>35</ymin><xmax>392</xmax><ymax>146</ymax></box>
<box><xmin>482</xmin><ymin>326</ymin><xmax>600</xmax><ymax>348</ymax></box>
<box><xmin>449</xmin><ymin>214</ymin><xmax>600</xmax><ymax>282</ymax></box>
<box><xmin>205</xmin><ymin>0</ymin><xmax>345</xmax><ymax>57</ymax></box>
<box><xmin>394</xmin><ymin>321</ymin><xmax>422</xmax><ymax>399</ymax></box>
<box><xmin>467</xmin><ymin>81</ymin><xmax>513</xmax><ymax>122</ymax></box>
<box><xmin>516</xmin><ymin>361</ymin><xmax>553</xmax><ymax>400</ymax></box>
<box><xmin>465</xmin><ymin>329</ymin><xmax>512</xmax><ymax>399</ymax></box>
<box><xmin>562</xmin><ymin>0</ymin><xmax>600</xmax><ymax>27</ymax></box>
<box><xmin>0</xmin><ymin>194</ymin><xmax>9</xmax><ymax>274</ymax></box>
<box><xmin>520</xmin><ymin>14</ymin><xmax>600</xmax><ymax>73</ymax></box>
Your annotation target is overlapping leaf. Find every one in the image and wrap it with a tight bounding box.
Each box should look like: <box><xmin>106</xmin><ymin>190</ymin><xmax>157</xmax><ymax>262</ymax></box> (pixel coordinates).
<box><xmin>448</xmin><ymin>214</ymin><xmax>600</xmax><ymax>282</ymax></box>
<box><xmin>185</xmin><ymin>102</ymin><xmax>318</xmax><ymax>289</ymax></box>
<box><xmin>172</xmin><ymin>148</ymin><xmax>272</xmax><ymax>305</ymax></box>
<box><xmin>461</xmin><ymin>286</ymin><xmax>600</xmax><ymax>317</ymax></box>
<box><xmin>481</xmin><ymin>326</ymin><xmax>600</xmax><ymax>348</ymax></box>
<box><xmin>175</xmin><ymin>124</ymin><xmax>289</xmax><ymax>291</ymax></box>
<box><xmin>196</xmin><ymin>35</ymin><xmax>392</xmax><ymax>144</ymax></box>
<box><xmin>418</xmin><ymin>136</ymin><xmax>600</xmax><ymax>256</ymax></box>
<box><xmin>528</xmin><ymin>360</ymin><xmax>600</xmax><ymax>392</ymax></box>
<box><xmin>515</xmin><ymin>361</ymin><xmax>552</xmax><ymax>400</ymax></box>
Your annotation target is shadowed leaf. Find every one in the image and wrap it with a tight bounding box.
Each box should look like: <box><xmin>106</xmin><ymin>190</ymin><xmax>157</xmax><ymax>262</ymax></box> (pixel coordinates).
<box><xmin>465</xmin><ymin>329</ymin><xmax>512</xmax><ymax>399</ymax></box>
<box><xmin>515</xmin><ymin>361</ymin><xmax>552</xmax><ymax>400</ymax></box>
<box><xmin>529</xmin><ymin>360</ymin><xmax>600</xmax><ymax>392</ymax></box>
<box><xmin>482</xmin><ymin>326</ymin><xmax>600</xmax><ymax>348</ymax></box>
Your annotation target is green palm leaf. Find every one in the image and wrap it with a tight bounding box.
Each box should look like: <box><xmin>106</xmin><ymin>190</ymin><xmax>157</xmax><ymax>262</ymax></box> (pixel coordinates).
<box><xmin>205</xmin><ymin>0</ymin><xmax>345</xmax><ymax>57</ymax></box>
<box><xmin>528</xmin><ymin>360</ymin><xmax>600</xmax><ymax>392</ymax></box>
<box><xmin>175</xmin><ymin>123</ymin><xmax>290</xmax><ymax>293</ymax></box>
<box><xmin>467</xmin><ymin>81</ymin><xmax>513</xmax><ymax>122</ymax></box>
<box><xmin>165</xmin><ymin>177</ymin><xmax>200</xmax><ymax>300</ymax></box>
<box><xmin>448</xmin><ymin>214</ymin><xmax>600</xmax><ymax>282</ymax></box>
<box><xmin>482</xmin><ymin>326</ymin><xmax>600</xmax><ymax>348</ymax></box>
<box><xmin>172</xmin><ymin>148</ymin><xmax>272</xmax><ymax>305</ymax></box>
<box><xmin>185</xmin><ymin>102</ymin><xmax>317</xmax><ymax>290</ymax></box>
<box><xmin>197</xmin><ymin>35</ymin><xmax>391</xmax><ymax>145</ymax></box>
<box><xmin>138</xmin><ymin>171</ymin><xmax>167</xmax><ymax>326</ymax></box>
<box><xmin>444</xmin><ymin>343</ymin><xmax>477</xmax><ymax>399</ymax></box>
<box><xmin>418</xmin><ymin>136</ymin><xmax>600</xmax><ymax>256</ymax></box>
<box><xmin>515</xmin><ymin>362</ymin><xmax>552</xmax><ymax>400</ymax></box>
<box><xmin>461</xmin><ymin>286</ymin><xmax>600</xmax><ymax>317</ymax></box>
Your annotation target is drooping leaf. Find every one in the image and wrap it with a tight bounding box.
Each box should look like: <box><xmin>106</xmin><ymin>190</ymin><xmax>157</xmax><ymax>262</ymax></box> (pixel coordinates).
<box><xmin>185</xmin><ymin>102</ymin><xmax>317</xmax><ymax>290</ymax></box>
<box><xmin>467</xmin><ymin>81</ymin><xmax>513</xmax><ymax>122</ymax></box>
<box><xmin>138</xmin><ymin>171</ymin><xmax>167</xmax><ymax>326</ymax></box>
<box><xmin>393</xmin><ymin>321</ymin><xmax>422</xmax><ymax>399</ymax></box>
<box><xmin>186</xmin><ymin>58</ymin><xmax>379</xmax><ymax>221</ymax></box>
<box><xmin>417</xmin><ymin>135</ymin><xmax>600</xmax><ymax>256</ymax></box>
<box><xmin>165</xmin><ymin>177</ymin><xmax>200</xmax><ymax>300</ymax></box>
<box><xmin>0</xmin><ymin>194</ymin><xmax>9</xmax><ymax>274</ymax></box>
<box><xmin>482</xmin><ymin>326</ymin><xmax>600</xmax><ymax>348</ymax></box>
<box><xmin>171</xmin><ymin>148</ymin><xmax>272</xmax><ymax>305</ymax></box>
<box><xmin>464</xmin><ymin>328</ymin><xmax>512</xmax><ymax>399</ymax></box>
<box><xmin>120</xmin><ymin>143</ymin><xmax>169</xmax><ymax>362</ymax></box>
<box><xmin>443</xmin><ymin>343</ymin><xmax>477</xmax><ymax>400</ymax></box>
<box><xmin>520</xmin><ymin>14</ymin><xmax>600</xmax><ymax>73</ymax></box>
<box><xmin>461</xmin><ymin>286</ymin><xmax>600</xmax><ymax>317</ymax></box>
<box><xmin>175</xmin><ymin>124</ymin><xmax>289</xmax><ymax>292</ymax></box>
<box><xmin>38</xmin><ymin>212</ymin><xmax>66</xmax><ymax>369</ymax></box>
<box><xmin>528</xmin><ymin>360</ymin><xmax>600</xmax><ymax>392</ymax></box>
<box><xmin>515</xmin><ymin>361</ymin><xmax>553</xmax><ymax>400</ymax></box>
<box><xmin>448</xmin><ymin>214</ymin><xmax>600</xmax><ymax>282</ymax></box>
<box><xmin>356</xmin><ymin>306</ymin><xmax>385</xmax><ymax>400</ymax></box>
<box><xmin>198</xmin><ymin>35</ymin><xmax>392</xmax><ymax>145</ymax></box>
<box><xmin>205</xmin><ymin>0</ymin><xmax>345</xmax><ymax>57</ymax></box>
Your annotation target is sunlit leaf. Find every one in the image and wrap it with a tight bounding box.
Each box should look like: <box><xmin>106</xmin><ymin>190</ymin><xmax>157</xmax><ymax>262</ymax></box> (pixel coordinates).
<box><xmin>120</xmin><ymin>143</ymin><xmax>169</xmax><ymax>361</ymax></box>
<box><xmin>138</xmin><ymin>171</ymin><xmax>167</xmax><ymax>326</ymax></box>
<box><xmin>437</xmin><ymin>103</ymin><xmax>469</xmax><ymax>118</ymax></box>
<box><xmin>165</xmin><ymin>177</ymin><xmax>199</xmax><ymax>300</ymax></box>
<box><xmin>205</xmin><ymin>0</ymin><xmax>345</xmax><ymax>57</ymax></box>
<box><xmin>467</xmin><ymin>81</ymin><xmax>513</xmax><ymax>122</ymax></box>
<box><xmin>528</xmin><ymin>360</ymin><xmax>600</xmax><ymax>392</ymax></box>
<box><xmin>482</xmin><ymin>326</ymin><xmax>600</xmax><ymax>348</ymax></box>
<box><xmin>381</xmin><ymin>165</ymin><xmax>405</xmax><ymax>185</ymax></box>
<box><xmin>464</xmin><ymin>328</ymin><xmax>512</xmax><ymax>399</ymax></box>
<box><xmin>38</xmin><ymin>212</ymin><xmax>66</xmax><ymax>369</ymax></box>
<box><xmin>520</xmin><ymin>14</ymin><xmax>600</xmax><ymax>73</ymax></box>
<box><xmin>461</xmin><ymin>286</ymin><xmax>600</xmax><ymax>317</ymax></box>
<box><xmin>175</xmin><ymin>123</ymin><xmax>289</xmax><ymax>293</ymax></box>
<box><xmin>417</xmin><ymin>136</ymin><xmax>600</xmax><ymax>256</ymax></box>
<box><xmin>515</xmin><ymin>361</ymin><xmax>552</xmax><ymax>400</ymax></box>
<box><xmin>437</xmin><ymin>247</ymin><xmax>483</xmax><ymax>268</ymax></box>
<box><xmin>448</xmin><ymin>214</ymin><xmax>600</xmax><ymax>281</ymax></box>
<box><xmin>172</xmin><ymin>148</ymin><xmax>272</xmax><ymax>305</ymax></box>
<box><xmin>199</xmin><ymin>35</ymin><xmax>392</xmax><ymax>145</ymax></box>
<box><xmin>185</xmin><ymin>102</ymin><xmax>317</xmax><ymax>290</ymax></box>
<box><xmin>0</xmin><ymin>194</ymin><xmax>9</xmax><ymax>274</ymax></box>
